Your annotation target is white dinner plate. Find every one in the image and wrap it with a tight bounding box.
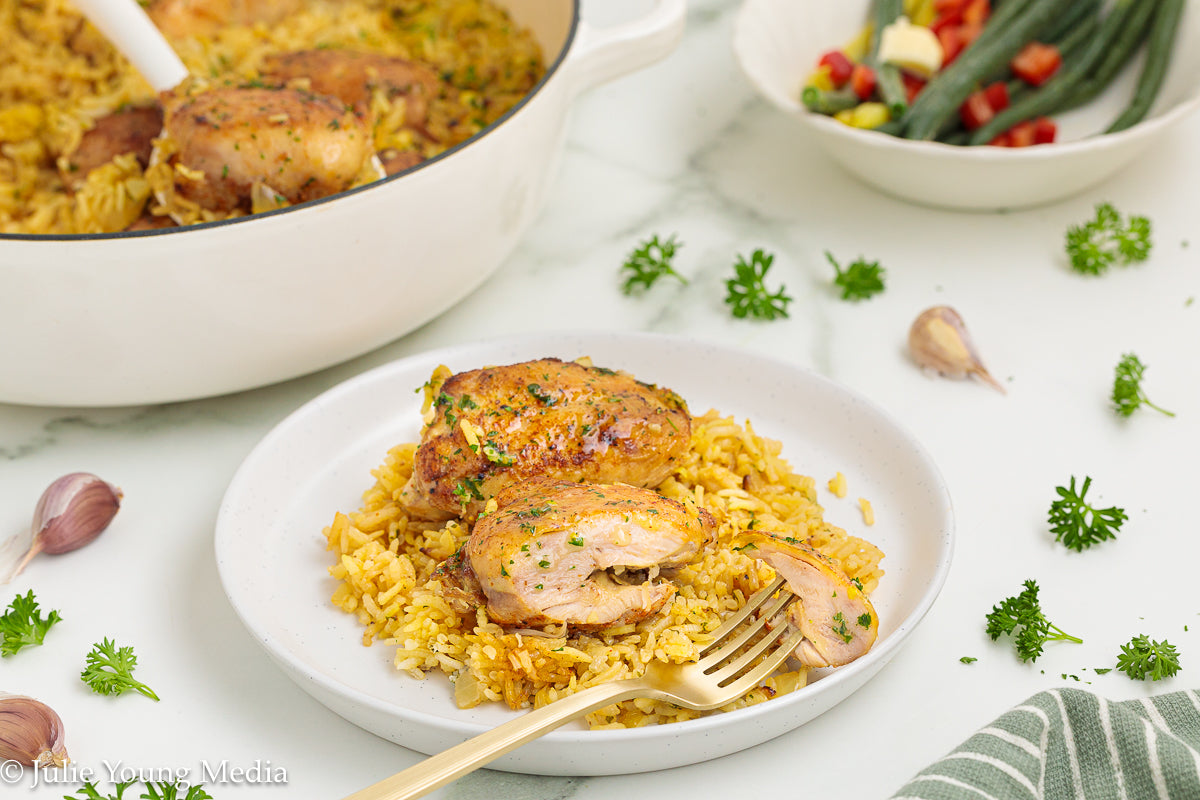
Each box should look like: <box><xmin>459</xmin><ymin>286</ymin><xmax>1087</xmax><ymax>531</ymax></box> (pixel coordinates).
<box><xmin>214</xmin><ymin>331</ymin><xmax>954</xmax><ymax>775</ymax></box>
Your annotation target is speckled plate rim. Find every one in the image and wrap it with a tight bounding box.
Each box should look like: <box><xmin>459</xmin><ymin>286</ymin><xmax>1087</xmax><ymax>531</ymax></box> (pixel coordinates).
<box><xmin>215</xmin><ymin>331</ymin><xmax>954</xmax><ymax>775</ymax></box>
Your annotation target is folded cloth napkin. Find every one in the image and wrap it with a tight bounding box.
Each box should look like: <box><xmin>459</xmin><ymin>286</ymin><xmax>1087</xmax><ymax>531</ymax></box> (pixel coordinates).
<box><xmin>890</xmin><ymin>687</ymin><xmax>1200</xmax><ymax>799</ymax></box>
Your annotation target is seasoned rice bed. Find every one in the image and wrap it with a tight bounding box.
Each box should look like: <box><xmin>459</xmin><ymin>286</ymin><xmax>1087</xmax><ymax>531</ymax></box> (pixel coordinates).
<box><xmin>325</xmin><ymin>409</ymin><xmax>885</xmax><ymax>728</ymax></box>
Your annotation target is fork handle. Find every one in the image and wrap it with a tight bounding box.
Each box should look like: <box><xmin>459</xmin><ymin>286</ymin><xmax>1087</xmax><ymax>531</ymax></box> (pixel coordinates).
<box><xmin>340</xmin><ymin>679</ymin><xmax>649</xmax><ymax>800</ymax></box>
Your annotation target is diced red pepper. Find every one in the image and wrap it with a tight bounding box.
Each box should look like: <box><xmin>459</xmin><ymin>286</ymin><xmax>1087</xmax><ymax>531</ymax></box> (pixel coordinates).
<box><xmin>960</xmin><ymin>90</ymin><xmax>995</xmax><ymax>130</ymax></box>
<box><xmin>988</xmin><ymin>131</ymin><xmax>1011</xmax><ymax>147</ymax></box>
<box><xmin>1032</xmin><ymin>116</ymin><xmax>1058</xmax><ymax>144</ymax></box>
<box><xmin>933</xmin><ymin>0</ymin><xmax>969</xmax><ymax>14</ymax></box>
<box><xmin>930</xmin><ymin>10</ymin><xmax>964</xmax><ymax>35</ymax></box>
<box><xmin>1007</xmin><ymin>120</ymin><xmax>1037</xmax><ymax>147</ymax></box>
<box><xmin>818</xmin><ymin>50</ymin><xmax>855</xmax><ymax>87</ymax></box>
<box><xmin>1011</xmin><ymin>42</ymin><xmax>1063</xmax><ymax>86</ymax></box>
<box><xmin>901</xmin><ymin>72</ymin><xmax>927</xmax><ymax>104</ymax></box>
<box><xmin>936</xmin><ymin>26</ymin><xmax>966</xmax><ymax>66</ymax></box>
<box><xmin>962</xmin><ymin>0</ymin><xmax>991</xmax><ymax>27</ymax></box>
<box><xmin>850</xmin><ymin>63</ymin><xmax>877</xmax><ymax>101</ymax></box>
<box><xmin>960</xmin><ymin>19</ymin><xmax>985</xmax><ymax>47</ymax></box>
<box><xmin>983</xmin><ymin>81</ymin><xmax>1010</xmax><ymax>112</ymax></box>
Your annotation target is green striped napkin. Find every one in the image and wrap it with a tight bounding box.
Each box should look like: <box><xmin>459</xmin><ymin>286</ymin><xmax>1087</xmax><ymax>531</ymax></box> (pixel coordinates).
<box><xmin>890</xmin><ymin>688</ymin><xmax>1200</xmax><ymax>799</ymax></box>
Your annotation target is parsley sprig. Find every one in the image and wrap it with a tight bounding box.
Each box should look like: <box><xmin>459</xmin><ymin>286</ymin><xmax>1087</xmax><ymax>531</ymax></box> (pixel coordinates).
<box><xmin>0</xmin><ymin>590</ymin><xmax>62</xmax><ymax>657</ymax></box>
<box><xmin>825</xmin><ymin>251</ymin><xmax>886</xmax><ymax>301</ymax></box>
<box><xmin>66</xmin><ymin>781</ymin><xmax>211</xmax><ymax>800</ymax></box>
<box><xmin>1048</xmin><ymin>476</ymin><xmax>1127</xmax><ymax>552</ymax></box>
<box><xmin>81</xmin><ymin>638</ymin><xmax>160</xmax><ymax>700</ymax></box>
<box><xmin>1112</xmin><ymin>353</ymin><xmax>1174</xmax><ymax>418</ymax></box>
<box><xmin>986</xmin><ymin>579</ymin><xmax>1082</xmax><ymax>662</ymax></box>
<box><xmin>724</xmin><ymin>249</ymin><xmax>792</xmax><ymax>320</ymax></box>
<box><xmin>1065</xmin><ymin>202</ymin><xmax>1152</xmax><ymax>275</ymax></box>
<box><xmin>619</xmin><ymin>234</ymin><xmax>686</xmax><ymax>295</ymax></box>
<box><xmin>1116</xmin><ymin>634</ymin><xmax>1181</xmax><ymax>681</ymax></box>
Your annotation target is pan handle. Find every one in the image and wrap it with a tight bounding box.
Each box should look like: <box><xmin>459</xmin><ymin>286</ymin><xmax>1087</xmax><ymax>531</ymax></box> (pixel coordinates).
<box><xmin>566</xmin><ymin>0</ymin><xmax>686</xmax><ymax>97</ymax></box>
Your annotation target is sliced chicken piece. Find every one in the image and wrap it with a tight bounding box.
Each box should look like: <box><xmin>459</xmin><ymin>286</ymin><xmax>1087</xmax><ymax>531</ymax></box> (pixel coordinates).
<box><xmin>436</xmin><ymin>478</ymin><xmax>714</xmax><ymax>630</ymax></box>
<box><xmin>159</xmin><ymin>86</ymin><xmax>371</xmax><ymax>213</ymax></box>
<box><xmin>60</xmin><ymin>105</ymin><xmax>163</xmax><ymax>191</ymax></box>
<box><xmin>259</xmin><ymin>50</ymin><xmax>440</xmax><ymax>128</ymax></box>
<box><xmin>400</xmin><ymin>358</ymin><xmax>692</xmax><ymax>522</ymax></box>
<box><xmin>146</xmin><ymin>0</ymin><xmax>303</xmax><ymax>40</ymax></box>
<box><xmin>735</xmin><ymin>530</ymin><xmax>878</xmax><ymax>668</ymax></box>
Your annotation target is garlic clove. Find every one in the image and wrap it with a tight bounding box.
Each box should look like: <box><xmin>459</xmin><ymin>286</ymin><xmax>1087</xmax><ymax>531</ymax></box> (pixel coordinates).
<box><xmin>0</xmin><ymin>694</ymin><xmax>69</xmax><ymax>768</ymax></box>
<box><xmin>2</xmin><ymin>473</ymin><xmax>123</xmax><ymax>584</ymax></box>
<box><xmin>908</xmin><ymin>305</ymin><xmax>1005</xmax><ymax>394</ymax></box>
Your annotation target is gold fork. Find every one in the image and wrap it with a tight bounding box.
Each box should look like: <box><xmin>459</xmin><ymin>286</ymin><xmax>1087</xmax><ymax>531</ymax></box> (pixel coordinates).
<box><xmin>342</xmin><ymin>575</ymin><xmax>801</xmax><ymax>800</ymax></box>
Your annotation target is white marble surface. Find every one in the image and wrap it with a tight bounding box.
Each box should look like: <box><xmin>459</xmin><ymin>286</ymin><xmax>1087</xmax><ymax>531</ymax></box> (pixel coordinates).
<box><xmin>5</xmin><ymin>0</ymin><xmax>1200</xmax><ymax>797</ymax></box>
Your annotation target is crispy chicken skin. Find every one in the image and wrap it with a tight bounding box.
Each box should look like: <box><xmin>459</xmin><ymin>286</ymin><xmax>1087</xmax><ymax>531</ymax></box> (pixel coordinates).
<box><xmin>436</xmin><ymin>478</ymin><xmax>714</xmax><ymax>629</ymax></box>
<box><xmin>400</xmin><ymin>358</ymin><xmax>692</xmax><ymax>521</ymax></box>
<box><xmin>734</xmin><ymin>530</ymin><xmax>878</xmax><ymax>668</ymax></box>
<box><xmin>61</xmin><ymin>105</ymin><xmax>164</xmax><ymax>191</ymax></box>
<box><xmin>146</xmin><ymin>0</ymin><xmax>303</xmax><ymax>40</ymax></box>
<box><xmin>160</xmin><ymin>86</ymin><xmax>371</xmax><ymax>212</ymax></box>
<box><xmin>259</xmin><ymin>50</ymin><xmax>440</xmax><ymax>127</ymax></box>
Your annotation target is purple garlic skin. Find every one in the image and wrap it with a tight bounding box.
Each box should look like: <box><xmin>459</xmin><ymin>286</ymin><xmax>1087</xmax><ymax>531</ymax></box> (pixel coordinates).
<box><xmin>32</xmin><ymin>472</ymin><xmax>122</xmax><ymax>555</ymax></box>
<box><xmin>0</xmin><ymin>694</ymin><xmax>69</xmax><ymax>767</ymax></box>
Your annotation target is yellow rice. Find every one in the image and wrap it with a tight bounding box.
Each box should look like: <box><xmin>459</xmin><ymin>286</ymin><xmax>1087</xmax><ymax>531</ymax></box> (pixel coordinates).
<box><xmin>0</xmin><ymin>0</ymin><xmax>543</xmax><ymax>233</ymax></box>
<box><xmin>325</xmin><ymin>407</ymin><xmax>886</xmax><ymax>729</ymax></box>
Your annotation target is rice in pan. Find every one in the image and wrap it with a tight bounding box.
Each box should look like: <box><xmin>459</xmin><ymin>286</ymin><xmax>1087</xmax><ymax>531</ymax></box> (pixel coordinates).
<box><xmin>0</xmin><ymin>0</ymin><xmax>543</xmax><ymax>234</ymax></box>
<box><xmin>325</xmin><ymin>398</ymin><xmax>885</xmax><ymax>729</ymax></box>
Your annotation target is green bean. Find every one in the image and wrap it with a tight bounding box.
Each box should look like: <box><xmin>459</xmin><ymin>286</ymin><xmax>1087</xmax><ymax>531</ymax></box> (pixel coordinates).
<box><xmin>966</xmin><ymin>7</ymin><xmax>1117</xmax><ymax>145</ymax></box>
<box><xmin>1061</xmin><ymin>0</ymin><xmax>1161</xmax><ymax>111</ymax></box>
<box><xmin>801</xmin><ymin>87</ymin><xmax>861</xmax><ymax>115</ymax></box>
<box><xmin>868</xmin><ymin>0</ymin><xmax>910</xmax><ymax>119</ymax></box>
<box><xmin>902</xmin><ymin>0</ymin><xmax>1072</xmax><ymax>141</ymax></box>
<box><xmin>1038</xmin><ymin>0</ymin><xmax>1101</xmax><ymax>44</ymax></box>
<box><xmin>1107</xmin><ymin>0</ymin><xmax>1185</xmax><ymax>132</ymax></box>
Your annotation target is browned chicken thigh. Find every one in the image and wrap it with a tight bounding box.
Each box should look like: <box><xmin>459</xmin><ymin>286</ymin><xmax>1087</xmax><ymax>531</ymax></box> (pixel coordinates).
<box><xmin>437</xmin><ymin>478</ymin><xmax>714</xmax><ymax>629</ymax></box>
<box><xmin>400</xmin><ymin>358</ymin><xmax>692</xmax><ymax>521</ymax></box>
<box><xmin>735</xmin><ymin>530</ymin><xmax>878</xmax><ymax>668</ymax></box>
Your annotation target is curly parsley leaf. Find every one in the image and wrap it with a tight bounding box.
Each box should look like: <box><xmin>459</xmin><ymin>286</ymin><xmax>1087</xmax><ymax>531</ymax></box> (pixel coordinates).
<box><xmin>81</xmin><ymin>638</ymin><xmax>160</xmax><ymax>701</ymax></box>
<box><xmin>1116</xmin><ymin>634</ymin><xmax>1181</xmax><ymax>681</ymax></box>
<box><xmin>1048</xmin><ymin>475</ymin><xmax>1127</xmax><ymax>552</ymax></box>
<box><xmin>1112</xmin><ymin>352</ymin><xmax>1174</xmax><ymax>418</ymax></box>
<box><xmin>825</xmin><ymin>251</ymin><xmax>886</xmax><ymax>301</ymax></box>
<box><xmin>1065</xmin><ymin>202</ymin><xmax>1152</xmax><ymax>275</ymax></box>
<box><xmin>619</xmin><ymin>234</ymin><xmax>687</xmax><ymax>295</ymax></box>
<box><xmin>724</xmin><ymin>249</ymin><xmax>792</xmax><ymax>320</ymax></box>
<box><xmin>985</xmin><ymin>579</ymin><xmax>1081</xmax><ymax>662</ymax></box>
<box><xmin>0</xmin><ymin>590</ymin><xmax>62</xmax><ymax>657</ymax></box>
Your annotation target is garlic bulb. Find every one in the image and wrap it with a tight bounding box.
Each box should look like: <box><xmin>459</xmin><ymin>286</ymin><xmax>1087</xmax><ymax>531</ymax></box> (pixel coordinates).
<box><xmin>0</xmin><ymin>694</ymin><xmax>69</xmax><ymax>768</ymax></box>
<box><xmin>0</xmin><ymin>473</ymin><xmax>122</xmax><ymax>584</ymax></box>
<box><xmin>908</xmin><ymin>306</ymin><xmax>1005</xmax><ymax>393</ymax></box>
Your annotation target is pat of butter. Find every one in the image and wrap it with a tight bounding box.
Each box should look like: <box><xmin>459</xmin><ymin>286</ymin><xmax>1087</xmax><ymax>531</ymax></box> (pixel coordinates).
<box><xmin>878</xmin><ymin>17</ymin><xmax>943</xmax><ymax>78</ymax></box>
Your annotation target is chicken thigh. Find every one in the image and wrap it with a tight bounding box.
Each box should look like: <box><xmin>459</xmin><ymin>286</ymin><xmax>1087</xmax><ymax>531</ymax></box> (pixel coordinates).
<box><xmin>400</xmin><ymin>358</ymin><xmax>692</xmax><ymax>521</ymax></box>
<box><xmin>735</xmin><ymin>530</ymin><xmax>878</xmax><ymax>668</ymax></box>
<box><xmin>437</xmin><ymin>478</ymin><xmax>714</xmax><ymax>629</ymax></box>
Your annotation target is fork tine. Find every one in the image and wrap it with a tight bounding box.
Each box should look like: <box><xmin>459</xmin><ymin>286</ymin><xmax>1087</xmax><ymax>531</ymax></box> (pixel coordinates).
<box><xmin>710</xmin><ymin>625</ymin><xmax>808</xmax><ymax>700</ymax></box>
<box><xmin>705</xmin><ymin>601</ymin><xmax>797</xmax><ymax>684</ymax></box>
<box><xmin>696</xmin><ymin>581</ymin><xmax>793</xmax><ymax>671</ymax></box>
<box><xmin>697</xmin><ymin>575</ymin><xmax>786</xmax><ymax>657</ymax></box>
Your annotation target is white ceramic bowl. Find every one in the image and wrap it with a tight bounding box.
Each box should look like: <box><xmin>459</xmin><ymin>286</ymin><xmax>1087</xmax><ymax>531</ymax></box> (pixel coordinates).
<box><xmin>733</xmin><ymin>0</ymin><xmax>1200</xmax><ymax>211</ymax></box>
<box><xmin>0</xmin><ymin>0</ymin><xmax>685</xmax><ymax>407</ymax></box>
<box><xmin>215</xmin><ymin>331</ymin><xmax>955</xmax><ymax>776</ymax></box>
